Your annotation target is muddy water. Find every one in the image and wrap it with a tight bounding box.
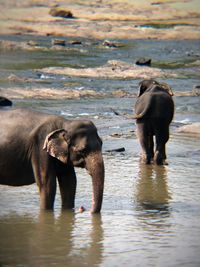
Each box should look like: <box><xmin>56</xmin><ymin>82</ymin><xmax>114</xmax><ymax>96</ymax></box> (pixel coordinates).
<box><xmin>0</xmin><ymin>36</ymin><xmax>200</xmax><ymax>266</ymax></box>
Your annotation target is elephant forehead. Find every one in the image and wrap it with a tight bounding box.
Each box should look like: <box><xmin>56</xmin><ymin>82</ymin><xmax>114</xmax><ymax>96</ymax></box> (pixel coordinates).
<box><xmin>68</xmin><ymin>120</ymin><xmax>96</xmax><ymax>133</ymax></box>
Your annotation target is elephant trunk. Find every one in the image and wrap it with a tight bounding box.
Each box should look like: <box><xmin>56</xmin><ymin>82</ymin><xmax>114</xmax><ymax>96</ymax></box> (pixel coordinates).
<box><xmin>85</xmin><ymin>152</ymin><xmax>104</xmax><ymax>213</ymax></box>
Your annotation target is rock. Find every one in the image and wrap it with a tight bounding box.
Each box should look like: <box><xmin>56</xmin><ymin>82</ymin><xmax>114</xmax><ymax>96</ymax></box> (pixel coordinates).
<box><xmin>135</xmin><ymin>58</ymin><xmax>151</xmax><ymax>66</ymax></box>
<box><xmin>69</xmin><ymin>40</ymin><xmax>82</xmax><ymax>45</ymax></box>
<box><xmin>49</xmin><ymin>8</ymin><xmax>74</xmax><ymax>18</ymax></box>
<box><xmin>102</xmin><ymin>40</ymin><xmax>117</xmax><ymax>48</ymax></box>
<box><xmin>177</xmin><ymin>123</ymin><xmax>200</xmax><ymax>135</ymax></box>
<box><xmin>193</xmin><ymin>84</ymin><xmax>200</xmax><ymax>90</ymax></box>
<box><xmin>40</xmin><ymin>59</ymin><xmax>176</xmax><ymax>79</ymax></box>
<box><xmin>0</xmin><ymin>97</ymin><xmax>12</xmax><ymax>107</ymax></box>
<box><xmin>105</xmin><ymin>147</ymin><xmax>125</xmax><ymax>153</ymax></box>
<box><xmin>52</xmin><ymin>39</ymin><xmax>66</xmax><ymax>46</ymax></box>
<box><xmin>0</xmin><ymin>40</ymin><xmax>46</xmax><ymax>51</ymax></box>
<box><xmin>27</xmin><ymin>40</ymin><xmax>39</xmax><ymax>46</ymax></box>
<box><xmin>151</xmin><ymin>2</ymin><xmax>163</xmax><ymax>5</ymax></box>
<box><xmin>110</xmin><ymin>133</ymin><xmax>123</xmax><ymax>138</ymax></box>
<box><xmin>79</xmin><ymin>206</ymin><xmax>86</xmax><ymax>213</ymax></box>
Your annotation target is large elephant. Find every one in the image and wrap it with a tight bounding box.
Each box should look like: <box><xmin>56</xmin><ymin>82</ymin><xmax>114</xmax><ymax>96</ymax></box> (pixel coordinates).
<box><xmin>134</xmin><ymin>79</ymin><xmax>174</xmax><ymax>165</ymax></box>
<box><xmin>0</xmin><ymin>108</ymin><xmax>104</xmax><ymax>213</ymax></box>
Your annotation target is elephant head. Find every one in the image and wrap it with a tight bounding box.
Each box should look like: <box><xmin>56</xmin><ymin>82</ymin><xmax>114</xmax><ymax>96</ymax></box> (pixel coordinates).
<box><xmin>138</xmin><ymin>79</ymin><xmax>173</xmax><ymax>97</ymax></box>
<box><xmin>43</xmin><ymin>120</ymin><xmax>104</xmax><ymax>213</ymax></box>
<box><xmin>138</xmin><ymin>79</ymin><xmax>159</xmax><ymax>97</ymax></box>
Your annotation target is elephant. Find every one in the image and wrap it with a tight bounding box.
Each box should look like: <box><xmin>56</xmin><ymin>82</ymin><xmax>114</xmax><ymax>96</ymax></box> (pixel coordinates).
<box><xmin>0</xmin><ymin>96</ymin><xmax>12</xmax><ymax>107</ymax></box>
<box><xmin>134</xmin><ymin>79</ymin><xmax>174</xmax><ymax>165</ymax></box>
<box><xmin>0</xmin><ymin>108</ymin><xmax>104</xmax><ymax>213</ymax></box>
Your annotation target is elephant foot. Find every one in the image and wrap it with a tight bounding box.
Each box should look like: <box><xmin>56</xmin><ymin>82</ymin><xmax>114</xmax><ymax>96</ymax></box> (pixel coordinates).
<box><xmin>162</xmin><ymin>159</ymin><xmax>169</xmax><ymax>165</ymax></box>
<box><xmin>154</xmin><ymin>151</ymin><xmax>166</xmax><ymax>165</ymax></box>
<box><xmin>140</xmin><ymin>154</ymin><xmax>153</xmax><ymax>164</ymax></box>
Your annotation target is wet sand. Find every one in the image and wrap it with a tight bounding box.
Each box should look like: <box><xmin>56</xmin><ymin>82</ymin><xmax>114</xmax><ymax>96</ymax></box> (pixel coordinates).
<box><xmin>0</xmin><ymin>0</ymin><xmax>199</xmax><ymax>40</ymax></box>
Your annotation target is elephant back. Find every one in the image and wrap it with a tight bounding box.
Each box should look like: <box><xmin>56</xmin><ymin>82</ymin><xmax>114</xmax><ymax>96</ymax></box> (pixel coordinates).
<box><xmin>135</xmin><ymin>90</ymin><xmax>174</xmax><ymax>121</ymax></box>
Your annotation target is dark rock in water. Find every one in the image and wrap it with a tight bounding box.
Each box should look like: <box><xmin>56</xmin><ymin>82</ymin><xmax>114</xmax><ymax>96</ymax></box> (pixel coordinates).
<box><xmin>102</xmin><ymin>40</ymin><xmax>117</xmax><ymax>48</ymax></box>
<box><xmin>26</xmin><ymin>40</ymin><xmax>39</xmax><ymax>47</ymax></box>
<box><xmin>194</xmin><ymin>84</ymin><xmax>200</xmax><ymax>90</ymax></box>
<box><xmin>135</xmin><ymin>58</ymin><xmax>151</xmax><ymax>66</ymax></box>
<box><xmin>52</xmin><ymin>39</ymin><xmax>66</xmax><ymax>46</ymax></box>
<box><xmin>177</xmin><ymin>122</ymin><xmax>200</xmax><ymax>135</ymax></box>
<box><xmin>0</xmin><ymin>97</ymin><xmax>12</xmax><ymax>107</ymax></box>
<box><xmin>110</xmin><ymin>133</ymin><xmax>123</xmax><ymax>138</ymax></box>
<box><xmin>49</xmin><ymin>8</ymin><xmax>74</xmax><ymax>18</ymax></box>
<box><xmin>69</xmin><ymin>40</ymin><xmax>82</xmax><ymax>45</ymax></box>
<box><xmin>151</xmin><ymin>2</ymin><xmax>163</xmax><ymax>5</ymax></box>
<box><xmin>105</xmin><ymin>147</ymin><xmax>125</xmax><ymax>153</ymax></box>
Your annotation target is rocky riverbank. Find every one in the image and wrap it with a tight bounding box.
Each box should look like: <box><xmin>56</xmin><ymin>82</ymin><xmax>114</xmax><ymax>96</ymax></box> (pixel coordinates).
<box><xmin>0</xmin><ymin>0</ymin><xmax>199</xmax><ymax>40</ymax></box>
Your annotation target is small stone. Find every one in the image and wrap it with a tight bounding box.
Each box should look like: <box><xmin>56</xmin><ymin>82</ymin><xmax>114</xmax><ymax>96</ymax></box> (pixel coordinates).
<box><xmin>0</xmin><ymin>97</ymin><xmax>12</xmax><ymax>107</ymax></box>
<box><xmin>135</xmin><ymin>58</ymin><xmax>151</xmax><ymax>66</ymax></box>
<box><xmin>69</xmin><ymin>40</ymin><xmax>82</xmax><ymax>45</ymax></box>
<box><xmin>105</xmin><ymin>147</ymin><xmax>125</xmax><ymax>152</ymax></box>
<box><xmin>52</xmin><ymin>39</ymin><xmax>66</xmax><ymax>46</ymax></box>
<box><xmin>27</xmin><ymin>40</ymin><xmax>39</xmax><ymax>46</ymax></box>
<box><xmin>49</xmin><ymin>8</ymin><xmax>74</xmax><ymax>19</ymax></box>
<box><xmin>102</xmin><ymin>40</ymin><xmax>117</xmax><ymax>48</ymax></box>
<box><xmin>79</xmin><ymin>206</ymin><xmax>86</xmax><ymax>213</ymax></box>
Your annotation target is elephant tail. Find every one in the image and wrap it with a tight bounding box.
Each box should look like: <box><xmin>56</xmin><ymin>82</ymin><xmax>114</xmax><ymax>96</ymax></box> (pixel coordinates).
<box><xmin>110</xmin><ymin>108</ymin><xmax>136</xmax><ymax>119</ymax></box>
<box><xmin>133</xmin><ymin>101</ymin><xmax>152</xmax><ymax>119</ymax></box>
<box><xmin>132</xmin><ymin>112</ymin><xmax>146</xmax><ymax>119</ymax></box>
<box><xmin>110</xmin><ymin>107</ymin><xmax>149</xmax><ymax>120</ymax></box>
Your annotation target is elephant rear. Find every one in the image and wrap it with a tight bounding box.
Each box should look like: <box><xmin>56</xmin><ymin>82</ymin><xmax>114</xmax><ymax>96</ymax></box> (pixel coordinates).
<box><xmin>135</xmin><ymin>91</ymin><xmax>174</xmax><ymax>123</ymax></box>
<box><xmin>134</xmin><ymin>82</ymin><xmax>175</xmax><ymax>165</ymax></box>
<box><xmin>0</xmin><ymin>109</ymin><xmax>53</xmax><ymax>186</ymax></box>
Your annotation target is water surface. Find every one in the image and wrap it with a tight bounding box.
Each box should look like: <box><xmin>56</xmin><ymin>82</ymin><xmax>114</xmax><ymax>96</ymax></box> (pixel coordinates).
<box><xmin>0</xmin><ymin>36</ymin><xmax>200</xmax><ymax>267</ymax></box>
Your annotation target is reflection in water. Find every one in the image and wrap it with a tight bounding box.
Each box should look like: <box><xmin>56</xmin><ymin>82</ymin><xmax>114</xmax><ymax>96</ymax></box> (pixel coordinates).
<box><xmin>136</xmin><ymin>164</ymin><xmax>171</xmax><ymax>212</ymax></box>
<box><xmin>135</xmin><ymin>164</ymin><xmax>173</xmax><ymax>241</ymax></box>
<box><xmin>0</xmin><ymin>211</ymin><xmax>103</xmax><ymax>267</ymax></box>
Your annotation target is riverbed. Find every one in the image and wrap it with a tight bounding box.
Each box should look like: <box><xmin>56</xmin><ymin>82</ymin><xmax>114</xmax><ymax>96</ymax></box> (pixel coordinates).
<box><xmin>0</xmin><ymin>35</ymin><xmax>200</xmax><ymax>267</ymax></box>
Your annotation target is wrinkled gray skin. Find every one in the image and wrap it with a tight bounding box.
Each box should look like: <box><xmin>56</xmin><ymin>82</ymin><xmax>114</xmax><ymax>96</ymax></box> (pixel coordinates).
<box><xmin>0</xmin><ymin>108</ymin><xmax>104</xmax><ymax>213</ymax></box>
<box><xmin>134</xmin><ymin>80</ymin><xmax>174</xmax><ymax>165</ymax></box>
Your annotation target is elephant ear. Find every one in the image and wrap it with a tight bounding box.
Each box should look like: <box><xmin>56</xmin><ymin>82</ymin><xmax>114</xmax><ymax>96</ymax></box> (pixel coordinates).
<box><xmin>159</xmin><ymin>82</ymin><xmax>174</xmax><ymax>96</ymax></box>
<box><xmin>72</xmin><ymin>136</ymin><xmax>87</xmax><ymax>153</ymax></box>
<box><xmin>43</xmin><ymin>129</ymin><xmax>70</xmax><ymax>164</ymax></box>
<box><xmin>138</xmin><ymin>80</ymin><xmax>157</xmax><ymax>97</ymax></box>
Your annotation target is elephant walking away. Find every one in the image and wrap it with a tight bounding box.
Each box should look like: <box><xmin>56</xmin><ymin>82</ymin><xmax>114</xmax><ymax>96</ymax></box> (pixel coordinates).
<box><xmin>0</xmin><ymin>108</ymin><xmax>104</xmax><ymax>213</ymax></box>
<box><xmin>134</xmin><ymin>80</ymin><xmax>174</xmax><ymax>165</ymax></box>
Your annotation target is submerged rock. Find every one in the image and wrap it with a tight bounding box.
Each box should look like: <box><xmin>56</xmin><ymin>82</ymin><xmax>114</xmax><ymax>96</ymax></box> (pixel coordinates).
<box><xmin>0</xmin><ymin>97</ymin><xmax>12</xmax><ymax>107</ymax></box>
<box><xmin>105</xmin><ymin>147</ymin><xmax>125</xmax><ymax>153</ymax></box>
<box><xmin>0</xmin><ymin>40</ymin><xmax>45</xmax><ymax>51</ymax></box>
<box><xmin>52</xmin><ymin>39</ymin><xmax>66</xmax><ymax>46</ymax></box>
<box><xmin>49</xmin><ymin>8</ymin><xmax>74</xmax><ymax>18</ymax></box>
<box><xmin>40</xmin><ymin>60</ymin><xmax>176</xmax><ymax>79</ymax></box>
<box><xmin>102</xmin><ymin>40</ymin><xmax>117</xmax><ymax>48</ymax></box>
<box><xmin>177</xmin><ymin>123</ymin><xmax>200</xmax><ymax>135</ymax></box>
<box><xmin>135</xmin><ymin>58</ymin><xmax>152</xmax><ymax>66</ymax></box>
<box><xmin>69</xmin><ymin>40</ymin><xmax>82</xmax><ymax>45</ymax></box>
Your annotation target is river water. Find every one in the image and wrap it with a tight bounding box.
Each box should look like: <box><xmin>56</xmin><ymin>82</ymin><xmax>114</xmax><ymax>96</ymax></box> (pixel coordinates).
<box><xmin>0</xmin><ymin>35</ymin><xmax>200</xmax><ymax>267</ymax></box>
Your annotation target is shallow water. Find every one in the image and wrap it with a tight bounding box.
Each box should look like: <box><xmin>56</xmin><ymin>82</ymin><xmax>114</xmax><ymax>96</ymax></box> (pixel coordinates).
<box><xmin>0</xmin><ymin>36</ymin><xmax>200</xmax><ymax>267</ymax></box>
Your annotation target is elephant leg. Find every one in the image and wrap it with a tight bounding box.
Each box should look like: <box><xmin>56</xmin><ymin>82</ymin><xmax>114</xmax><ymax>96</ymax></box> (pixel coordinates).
<box><xmin>154</xmin><ymin>126</ymin><xmax>169</xmax><ymax>165</ymax></box>
<box><xmin>56</xmin><ymin>163</ymin><xmax>77</xmax><ymax>210</ymax></box>
<box><xmin>137</xmin><ymin>122</ymin><xmax>152</xmax><ymax>164</ymax></box>
<box><xmin>149</xmin><ymin>135</ymin><xmax>154</xmax><ymax>161</ymax></box>
<box><xmin>39</xmin><ymin>176</ymin><xmax>57</xmax><ymax>210</ymax></box>
<box><xmin>32</xmin><ymin>154</ymin><xmax>57</xmax><ymax>210</ymax></box>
